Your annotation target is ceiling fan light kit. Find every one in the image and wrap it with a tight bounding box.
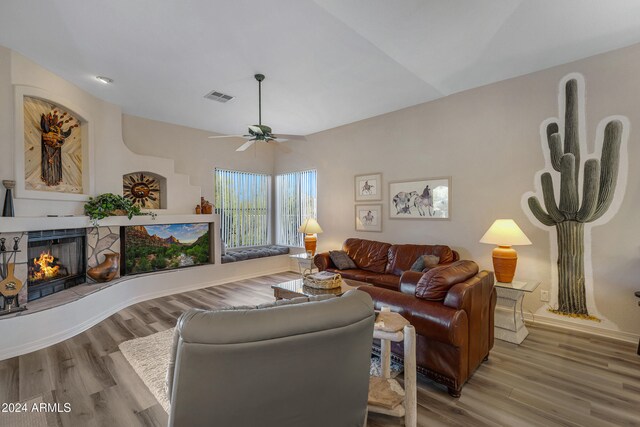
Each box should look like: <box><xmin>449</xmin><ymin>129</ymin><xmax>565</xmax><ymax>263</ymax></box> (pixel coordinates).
<box><xmin>208</xmin><ymin>73</ymin><xmax>305</xmax><ymax>151</ymax></box>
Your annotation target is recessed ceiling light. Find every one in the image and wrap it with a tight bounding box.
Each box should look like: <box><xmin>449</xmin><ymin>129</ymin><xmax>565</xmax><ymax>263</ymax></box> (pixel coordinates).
<box><xmin>96</xmin><ymin>76</ymin><xmax>113</xmax><ymax>84</ymax></box>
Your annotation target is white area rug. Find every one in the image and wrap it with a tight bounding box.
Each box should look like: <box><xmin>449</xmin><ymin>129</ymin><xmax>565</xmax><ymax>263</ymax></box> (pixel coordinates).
<box><xmin>119</xmin><ymin>328</ymin><xmax>403</xmax><ymax>414</ymax></box>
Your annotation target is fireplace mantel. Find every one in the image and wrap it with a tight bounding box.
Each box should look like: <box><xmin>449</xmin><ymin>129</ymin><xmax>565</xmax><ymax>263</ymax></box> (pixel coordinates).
<box><xmin>0</xmin><ymin>214</ymin><xmax>216</xmax><ymax>233</ymax></box>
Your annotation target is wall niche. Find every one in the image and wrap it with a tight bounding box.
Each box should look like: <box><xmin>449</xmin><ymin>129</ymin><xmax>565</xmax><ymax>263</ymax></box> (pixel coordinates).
<box><xmin>122</xmin><ymin>171</ymin><xmax>167</xmax><ymax>209</ymax></box>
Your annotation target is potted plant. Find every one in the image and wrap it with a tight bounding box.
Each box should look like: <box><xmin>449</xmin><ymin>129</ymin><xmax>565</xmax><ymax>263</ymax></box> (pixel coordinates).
<box><xmin>84</xmin><ymin>193</ymin><xmax>156</xmax><ymax>226</ymax></box>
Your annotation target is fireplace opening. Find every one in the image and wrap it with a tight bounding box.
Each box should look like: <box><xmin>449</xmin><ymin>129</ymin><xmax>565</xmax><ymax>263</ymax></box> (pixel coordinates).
<box><xmin>27</xmin><ymin>229</ymin><xmax>86</xmax><ymax>302</ymax></box>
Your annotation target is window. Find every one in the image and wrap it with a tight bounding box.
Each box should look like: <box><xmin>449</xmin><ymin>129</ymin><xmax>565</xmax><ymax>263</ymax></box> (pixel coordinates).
<box><xmin>215</xmin><ymin>169</ymin><xmax>270</xmax><ymax>248</ymax></box>
<box><xmin>276</xmin><ymin>170</ymin><xmax>317</xmax><ymax>247</ymax></box>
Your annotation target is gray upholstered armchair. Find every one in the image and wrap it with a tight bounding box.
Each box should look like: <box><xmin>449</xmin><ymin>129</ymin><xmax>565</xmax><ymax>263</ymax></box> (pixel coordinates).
<box><xmin>166</xmin><ymin>290</ymin><xmax>375</xmax><ymax>427</ymax></box>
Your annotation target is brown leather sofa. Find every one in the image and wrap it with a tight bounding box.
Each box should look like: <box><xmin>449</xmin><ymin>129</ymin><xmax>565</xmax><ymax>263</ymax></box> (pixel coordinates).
<box><xmin>314</xmin><ymin>238</ymin><xmax>460</xmax><ymax>290</ymax></box>
<box><xmin>314</xmin><ymin>238</ymin><xmax>495</xmax><ymax>397</ymax></box>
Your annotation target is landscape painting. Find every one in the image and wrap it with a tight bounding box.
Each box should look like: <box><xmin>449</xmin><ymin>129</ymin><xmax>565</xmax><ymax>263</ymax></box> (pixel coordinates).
<box><xmin>389</xmin><ymin>177</ymin><xmax>450</xmax><ymax>219</ymax></box>
<box><xmin>123</xmin><ymin>223</ymin><xmax>210</xmax><ymax>275</ymax></box>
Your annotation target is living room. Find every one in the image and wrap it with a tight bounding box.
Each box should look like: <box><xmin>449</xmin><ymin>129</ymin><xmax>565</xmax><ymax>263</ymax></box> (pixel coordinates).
<box><xmin>0</xmin><ymin>1</ymin><xmax>639</xmax><ymax>426</ymax></box>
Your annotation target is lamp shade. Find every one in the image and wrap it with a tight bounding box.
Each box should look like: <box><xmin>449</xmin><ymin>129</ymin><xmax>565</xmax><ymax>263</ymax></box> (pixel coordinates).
<box><xmin>480</xmin><ymin>219</ymin><xmax>531</xmax><ymax>246</ymax></box>
<box><xmin>298</xmin><ymin>218</ymin><xmax>323</xmax><ymax>234</ymax></box>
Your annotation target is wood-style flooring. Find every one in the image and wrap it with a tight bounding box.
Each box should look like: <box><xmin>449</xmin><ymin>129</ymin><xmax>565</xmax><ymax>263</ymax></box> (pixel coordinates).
<box><xmin>0</xmin><ymin>272</ymin><xmax>639</xmax><ymax>427</ymax></box>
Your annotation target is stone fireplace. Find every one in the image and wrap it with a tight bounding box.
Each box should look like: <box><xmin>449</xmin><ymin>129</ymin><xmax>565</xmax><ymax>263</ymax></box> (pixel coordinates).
<box><xmin>27</xmin><ymin>229</ymin><xmax>86</xmax><ymax>301</ymax></box>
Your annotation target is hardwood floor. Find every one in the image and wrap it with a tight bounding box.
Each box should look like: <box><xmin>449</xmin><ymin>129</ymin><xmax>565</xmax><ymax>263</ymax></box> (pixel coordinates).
<box><xmin>1</xmin><ymin>271</ymin><xmax>639</xmax><ymax>427</ymax></box>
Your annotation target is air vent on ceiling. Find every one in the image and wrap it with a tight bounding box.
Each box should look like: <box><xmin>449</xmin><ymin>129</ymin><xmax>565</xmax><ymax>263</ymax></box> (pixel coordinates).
<box><xmin>204</xmin><ymin>90</ymin><xmax>234</xmax><ymax>103</ymax></box>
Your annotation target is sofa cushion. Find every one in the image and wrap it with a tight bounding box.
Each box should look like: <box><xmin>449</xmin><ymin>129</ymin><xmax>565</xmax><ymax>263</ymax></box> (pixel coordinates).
<box><xmin>415</xmin><ymin>260</ymin><xmax>479</xmax><ymax>301</ymax></box>
<box><xmin>343</xmin><ymin>238</ymin><xmax>391</xmax><ymax>274</ymax></box>
<box><xmin>386</xmin><ymin>244</ymin><xmax>455</xmax><ymax>276</ymax></box>
<box><xmin>365</xmin><ymin>273</ymin><xmax>400</xmax><ymax>291</ymax></box>
<box><xmin>328</xmin><ymin>268</ymin><xmax>378</xmax><ymax>283</ymax></box>
<box><xmin>329</xmin><ymin>250</ymin><xmax>358</xmax><ymax>270</ymax></box>
<box><xmin>409</xmin><ymin>254</ymin><xmax>441</xmax><ymax>272</ymax></box>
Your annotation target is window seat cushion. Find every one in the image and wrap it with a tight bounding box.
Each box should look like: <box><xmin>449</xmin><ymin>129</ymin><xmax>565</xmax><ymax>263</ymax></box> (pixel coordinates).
<box><xmin>221</xmin><ymin>245</ymin><xmax>290</xmax><ymax>264</ymax></box>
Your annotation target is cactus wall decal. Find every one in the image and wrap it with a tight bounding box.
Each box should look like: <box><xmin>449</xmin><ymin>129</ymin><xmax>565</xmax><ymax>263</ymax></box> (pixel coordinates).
<box><xmin>525</xmin><ymin>74</ymin><xmax>628</xmax><ymax>319</ymax></box>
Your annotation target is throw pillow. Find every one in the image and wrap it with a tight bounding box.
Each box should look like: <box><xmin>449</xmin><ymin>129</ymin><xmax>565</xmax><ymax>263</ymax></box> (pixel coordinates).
<box><xmin>415</xmin><ymin>260</ymin><xmax>479</xmax><ymax>301</ymax></box>
<box><xmin>409</xmin><ymin>254</ymin><xmax>441</xmax><ymax>272</ymax></box>
<box><xmin>422</xmin><ymin>254</ymin><xmax>441</xmax><ymax>271</ymax></box>
<box><xmin>329</xmin><ymin>250</ymin><xmax>357</xmax><ymax>270</ymax></box>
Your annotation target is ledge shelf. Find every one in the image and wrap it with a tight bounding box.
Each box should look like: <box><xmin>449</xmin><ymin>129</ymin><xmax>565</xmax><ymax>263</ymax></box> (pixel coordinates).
<box><xmin>0</xmin><ymin>214</ymin><xmax>217</xmax><ymax>233</ymax></box>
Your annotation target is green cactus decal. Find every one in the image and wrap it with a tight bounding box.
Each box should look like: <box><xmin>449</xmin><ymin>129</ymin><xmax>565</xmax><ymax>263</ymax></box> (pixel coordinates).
<box><xmin>527</xmin><ymin>77</ymin><xmax>624</xmax><ymax>316</ymax></box>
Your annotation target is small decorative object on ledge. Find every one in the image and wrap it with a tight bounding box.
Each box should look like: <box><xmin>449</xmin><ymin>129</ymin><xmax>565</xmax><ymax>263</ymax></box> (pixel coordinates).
<box><xmin>2</xmin><ymin>180</ymin><xmax>15</xmax><ymax>217</ymax></box>
<box><xmin>87</xmin><ymin>253</ymin><xmax>120</xmax><ymax>283</ymax></box>
<box><xmin>303</xmin><ymin>271</ymin><xmax>342</xmax><ymax>289</ymax></box>
<box><xmin>200</xmin><ymin>197</ymin><xmax>213</xmax><ymax>214</ymax></box>
<box><xmin>195</xmin><ymin>205</ymin><xmax>201</xmax><ymax>214</ymax></box>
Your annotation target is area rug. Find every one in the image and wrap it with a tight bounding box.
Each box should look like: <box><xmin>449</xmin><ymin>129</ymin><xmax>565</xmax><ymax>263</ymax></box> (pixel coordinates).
<box><xmin>119</xmin><ymin>328</ymin><xmax>403</xmax><ymax>414</ymax></box>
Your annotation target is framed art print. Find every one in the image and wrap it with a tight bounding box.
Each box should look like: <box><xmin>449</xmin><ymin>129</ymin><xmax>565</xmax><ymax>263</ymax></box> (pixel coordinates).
<box><xmin>389</xmin><ymin>177</ymin><xmax>450</xmax><ymax>219</ymax></box>
<box><xmin>355</xmin><ymin>173</ymin><xmax>382</xmax><ymax>201</ymax></box>
<box><xmin>355</xmin><ymin>204</ymin><xmax>382</xmax><ymax>232</ymax></box>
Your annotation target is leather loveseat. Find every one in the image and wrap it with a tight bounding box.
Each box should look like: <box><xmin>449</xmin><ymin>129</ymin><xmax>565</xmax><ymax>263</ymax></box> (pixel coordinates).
<box><xmin>315</xmin><ymin>238</ymin><xmax>495</xmax><ymax>397</ymax></box>
<box><xmin>314</xmin><ymin>238</ymin><xmax>460</xmax><ymax>290</ymax></box>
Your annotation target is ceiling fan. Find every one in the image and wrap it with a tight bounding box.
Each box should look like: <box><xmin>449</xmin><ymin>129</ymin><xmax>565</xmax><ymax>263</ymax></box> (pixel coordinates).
<box><xmin>208</xmin><ymin>74</ymin><xmax>306</xmax><ymax>151</ymax></box>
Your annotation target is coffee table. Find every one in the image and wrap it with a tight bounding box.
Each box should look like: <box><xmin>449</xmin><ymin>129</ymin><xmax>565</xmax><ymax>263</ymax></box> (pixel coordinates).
<box><xmin>271</xmin><ymin>278</ymin><xmax>366</xmax><ymax>300</ymax></box>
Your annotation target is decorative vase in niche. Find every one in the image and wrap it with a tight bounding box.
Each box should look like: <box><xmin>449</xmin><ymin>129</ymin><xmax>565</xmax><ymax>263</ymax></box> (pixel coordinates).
<box><xmin>87</xmin><ymin>253</ymin><xmax>120</xmax><ymax>283</ymax></box>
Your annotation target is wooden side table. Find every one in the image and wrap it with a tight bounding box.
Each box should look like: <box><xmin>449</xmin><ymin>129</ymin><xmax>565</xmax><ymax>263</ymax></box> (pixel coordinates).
<box><xmin>367</xmin><ymin>308</ymin><xmax>417</xmax><ymax>427</ymax></box>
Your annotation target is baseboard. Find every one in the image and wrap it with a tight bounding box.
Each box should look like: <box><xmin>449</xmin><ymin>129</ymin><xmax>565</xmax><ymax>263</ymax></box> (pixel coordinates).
<box><xmin>0</xmin><ymin>262</ymin><xmax>291</xmax><ymax>361</ymax></box>
<box><xmin>524</xmin><ymin>312</ymin><xmax>639</xmax><ymax>344</ymax></box>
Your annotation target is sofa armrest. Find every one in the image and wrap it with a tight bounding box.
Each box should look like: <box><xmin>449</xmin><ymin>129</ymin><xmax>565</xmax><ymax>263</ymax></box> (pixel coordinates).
<box><xmin>314</xmin><ymin>252</ymin><xmax>334</xmax><ymax>270</ymax></box>
<box><xmin>444</xmin><ymin>271</ymin><xmax>494</xmax><ymax>311</ymax></box>
<box><xmin>358</xmin><ymin>285</ymin><xmax>467</xmax><ymax>347</ymax></box>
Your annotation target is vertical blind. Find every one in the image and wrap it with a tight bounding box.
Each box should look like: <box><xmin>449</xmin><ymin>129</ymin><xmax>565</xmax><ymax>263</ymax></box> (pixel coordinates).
<box><xmin>215</xmin><ymin>168</ymin><xmax>270</xmax><ymax>248</ymax></box>
<box><xmin>276</xmin><ymin>169</ymin><xmax>317</xmax><ymax>247</ymax></box>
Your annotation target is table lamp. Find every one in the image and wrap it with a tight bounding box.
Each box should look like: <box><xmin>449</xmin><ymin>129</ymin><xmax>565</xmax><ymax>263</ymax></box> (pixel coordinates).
<box><xmin>480</xmin><ymin>219</ymin><xmax>531</xmax><ymax>283</ymax></box>
<box><xmin>298</xmin><ymin>218</ymin><xmax>323</xmax><ymax>256</ymax></box>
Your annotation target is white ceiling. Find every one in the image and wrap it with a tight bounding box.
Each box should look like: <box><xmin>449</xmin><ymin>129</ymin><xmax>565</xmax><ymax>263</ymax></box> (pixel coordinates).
<box><xmin>2</xmin><ymin>0</ymin><xmax>640</xmax><ymax>136</ymax></box>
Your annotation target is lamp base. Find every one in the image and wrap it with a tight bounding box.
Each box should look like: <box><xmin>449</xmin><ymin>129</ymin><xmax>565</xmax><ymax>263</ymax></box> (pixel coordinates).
<box><xmin>492</xmin><ymin>245</ymin><xmax>517</xmax><ymax>283</ymax></box>
<box><xmin>304</xmin><ymin>234</ymin><xmax>317</xmax><ymax>256</ymax></box>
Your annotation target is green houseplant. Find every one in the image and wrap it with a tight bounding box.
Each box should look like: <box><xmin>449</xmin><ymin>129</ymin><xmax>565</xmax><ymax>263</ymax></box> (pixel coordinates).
<box><xmin>84</xmin><ymin>193</ymin><xmax>156</xmax><ymax>226</ymax></box>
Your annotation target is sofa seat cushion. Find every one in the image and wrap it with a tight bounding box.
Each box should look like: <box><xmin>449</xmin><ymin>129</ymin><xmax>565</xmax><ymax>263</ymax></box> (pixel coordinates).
<box><xmin>327</xmin><ymin>268</ymin><xmax>379</xmax><ymax>283</ymax></box>
<box><xmin>343</xmin><ymin>238</ymin><xmax>391</xmax><ymax>273</ymax></box>
<box><xmin>386</xmin><ymin>244</ymin><xmax>456</xmax><ymax>276</ymax></box>
<box><xmin>415</xmin><ymin>260</ymin><xmax>479</xmax><ymax>302</ymax></box>
<box><xmin>365</xmin><ymin>273</ymin><xmax>400</xmax><ymax>291</ymax></box>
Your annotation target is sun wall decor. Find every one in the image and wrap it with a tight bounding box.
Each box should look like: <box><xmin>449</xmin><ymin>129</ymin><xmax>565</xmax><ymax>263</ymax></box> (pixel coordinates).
<box><xmin>123</xmin><ymin>172</ymin><xmax>162</xmax><ymax>209</ymax></box>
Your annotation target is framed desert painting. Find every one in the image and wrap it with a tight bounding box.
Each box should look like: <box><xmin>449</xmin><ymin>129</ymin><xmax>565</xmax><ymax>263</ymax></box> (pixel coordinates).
<box><xmin>355</xmin><ymin>173</ymin><xmax>382</xmax><ymax>201</ymax></box>
<box><xmin>355</xmin><ymin>204</ymin><xmax>382</xmax><ymax>232</ymax></box>
<box><xmin>389</xmin><ymin>177</ymin><xmax>450</xmax><ymax>220</ymax></box>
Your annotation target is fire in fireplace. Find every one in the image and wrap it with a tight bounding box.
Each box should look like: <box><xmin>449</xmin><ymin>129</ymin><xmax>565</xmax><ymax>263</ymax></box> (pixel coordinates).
<box><xmin>27</xmin><ymin>229</ymin><xmax>86</xmax><ymax>301</ymax></box>
<box><xmin>29</xmin><ymin>251</ymin><xmax>67</xmax><ymax>283</ymax></box>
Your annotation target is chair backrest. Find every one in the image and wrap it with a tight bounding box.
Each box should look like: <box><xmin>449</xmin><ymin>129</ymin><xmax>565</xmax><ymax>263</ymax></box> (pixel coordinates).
<box><xmin>167</xmin><ymin>290</ymin><xmax>375</xmax><ymax>427</ymax></box>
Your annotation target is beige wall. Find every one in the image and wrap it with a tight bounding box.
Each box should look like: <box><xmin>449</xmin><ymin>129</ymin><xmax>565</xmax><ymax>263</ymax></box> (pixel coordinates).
<box><xmin>275</xmin><ymin>44</ymin><xmax>640</xmax><ymax>339</ymax></box>
<box><xmin>121</xmin><ymin>115</ymin><xmax>275</xmax><ymax>205</ymax></box>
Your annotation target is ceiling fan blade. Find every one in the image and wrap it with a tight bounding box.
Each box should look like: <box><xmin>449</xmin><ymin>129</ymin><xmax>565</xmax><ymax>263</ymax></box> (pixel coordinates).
<box><xmin>272</xmin><ymin>140</ymin><xmax>293</xmax><ymax>153</ymax></box>
<box><xmin>208</xmin><ymin>135</ymin><xmax>245</xmax><ymax>139</ymax></box>
<box><xmin>236</xmin><ymin>140</ymin><xmax>256</xmax><ymax>152</ymax></box>
<box><xmin>273</xmin><ymin>134</ymin><xmax>307</xmax><ymax>141</ymax></box>
<box><xmin>248</xmin><ymin>125</ymin><xmax>263</xmax><ymax>134</ymax></box>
